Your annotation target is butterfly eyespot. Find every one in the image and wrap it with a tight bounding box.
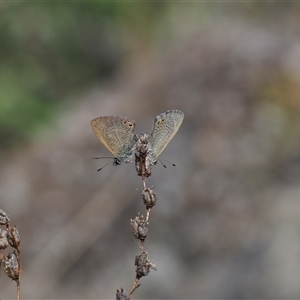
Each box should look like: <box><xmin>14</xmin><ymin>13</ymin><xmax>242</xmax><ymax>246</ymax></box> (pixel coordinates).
<box><xmin>123</xmin><ymin>120</ymin><xmax>128</xmax><ymax>125</ymax></box>
<box><xmin>128</xmin><ymin>122</ymin><xmax>133</xmax><ymax>127</ymax></box>
<box><xmin>161</xmin><ymin>118</ymin><xmax>165</xmax><ymax>123</ymax></box>
<box><xmin>157</xmin><ymin>120</ymin><xmax>161</xmax><ymax>125</ymax></box>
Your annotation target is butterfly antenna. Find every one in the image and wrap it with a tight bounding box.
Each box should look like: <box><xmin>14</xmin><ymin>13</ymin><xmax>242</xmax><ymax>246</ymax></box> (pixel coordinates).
<box><xmin>159</xmin><ymin>158</ymin><xmax>176</xmax><ymax>168</ymax></box>
<box><xmin>91</xmin><ymin>157</ymin><xmax>116</xmax><ymax>172</ymax></box>
<box><xmin>157</xmin><ymin>159</ymin><xmax>167</xmax><ymax>168</ymax></box>
<box><xmin>92</xmin><ymin>156</ymin><xmax>115</xmax><ymax>160</ymax></box>
<box><xmin>97</xmin><ymin>161</ymin><xmax>112</xmax><ymax>172</ymax></box>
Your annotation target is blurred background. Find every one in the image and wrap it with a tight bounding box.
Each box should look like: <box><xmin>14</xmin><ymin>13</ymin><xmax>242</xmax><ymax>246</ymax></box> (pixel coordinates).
<box><xmin>1</xmin><ymin>2</ymin><xmax>300</xmax><ymax>299</ymax></box>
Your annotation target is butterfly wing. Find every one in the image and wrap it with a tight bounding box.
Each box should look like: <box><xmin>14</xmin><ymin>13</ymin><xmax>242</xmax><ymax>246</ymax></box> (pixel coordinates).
<box><xmin>91</xmin><ymin>116</ymin><xmax>135</xmax><ymax>161</ymax></box>
<box><xmin>150</xmin><ymin>110</ymin><xmax>184</xmax><ymax>160</ymax></box>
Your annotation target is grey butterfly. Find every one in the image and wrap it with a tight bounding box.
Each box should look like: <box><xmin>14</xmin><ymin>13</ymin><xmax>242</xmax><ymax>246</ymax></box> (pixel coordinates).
<box><xmin>149</xmin><ymin>110</ymin><xmax>184</xmax><ymax>162</ymax></box>
<box><xmin>91</xmin><ymin>109</ymin><xmax>184</xmax><ymax>166</ymax></box>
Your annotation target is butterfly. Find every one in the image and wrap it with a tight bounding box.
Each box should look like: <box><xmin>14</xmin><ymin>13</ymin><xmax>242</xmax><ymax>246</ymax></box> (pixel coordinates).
<box><xmin>90</xmin><ymin>109</ymin><xmax>184</xmax><ymax>166</ymax></box>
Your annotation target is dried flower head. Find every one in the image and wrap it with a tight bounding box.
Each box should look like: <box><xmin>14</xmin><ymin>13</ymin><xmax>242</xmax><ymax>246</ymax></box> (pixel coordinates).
<box><xmin>130</xmin><ymin>213</ymin><xmax>148</xmax><ymax>242</ymax></box>
<box><xmin>0</xmin><ymin>229</ymin><xmax>9</xmax><ymax>250</ymax></box>
<box><xmin>0</xmin><ymin>209</ymin><xmax>10</xmax><ymax>226</ymax></box>
<box><xmin>7</xmin><ymin>226</ymin><xmax>21</xmax><ymax>249</ymax></box>
<box><xmin>3</xmin><ymin>251</ymin><xmax>19</xmax><ymax>281</ymax></box>
<box><xmin>141</xmin><ymin>187</ymin><xmax>157</xmax><ymax>209</ymax></box>
<box><xmin>134</xmin><ymin>133</ymin><xmax>153</xmax><ymax>179</ymax></box>
<box><xmin>116</xmin><ymin>287</ymin><xmax>128</xmax><ymax>300</ymax></box>
<box><xmin>135</xmin><ymin>251</ymin><xmax>156</xmax><ymax>279</ymax></box>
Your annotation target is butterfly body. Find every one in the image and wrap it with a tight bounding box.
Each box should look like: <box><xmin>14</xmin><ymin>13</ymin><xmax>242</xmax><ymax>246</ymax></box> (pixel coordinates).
<box><xmin>91</xmin><ymin>109</ymin><xmax>184</xmax><ymax>167</ymax></box>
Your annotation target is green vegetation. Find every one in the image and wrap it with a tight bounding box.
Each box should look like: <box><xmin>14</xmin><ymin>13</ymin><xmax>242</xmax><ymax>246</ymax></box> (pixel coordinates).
<box><xmin>0</xmin><ymin>2</ymin><xmax>165</xmax><ymax>148</ymax></box>
<box><xmin>0</xmin><ymin>2</ymin><xmax>297</xmax><ymax>149</ymax></box>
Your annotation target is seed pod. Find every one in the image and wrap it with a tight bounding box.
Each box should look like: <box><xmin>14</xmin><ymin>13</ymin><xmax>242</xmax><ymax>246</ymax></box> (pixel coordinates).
<box><xmin>3</xmin><ymin>251</ymin><xmax>19</xmax><ymax>281</ymax></box>
<box><xmin>0</xmin><ymin>209</ymin><xmax>10</xmax><ymax>226</ymax></box>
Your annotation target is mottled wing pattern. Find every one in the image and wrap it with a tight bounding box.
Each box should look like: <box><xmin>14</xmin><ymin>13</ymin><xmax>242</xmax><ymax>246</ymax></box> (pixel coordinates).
<box><xmin>150</xmin><ymin>110</ymin><xmax>184</xmax><ymax>160</ymax></box>
<box><xmin>90</xmin><ymin>116</ymin><xmax>135</xmax><ymax>161</ymax></box>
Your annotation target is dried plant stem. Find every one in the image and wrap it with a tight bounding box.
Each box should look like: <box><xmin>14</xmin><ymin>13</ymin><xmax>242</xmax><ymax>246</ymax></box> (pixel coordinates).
<box><xmin>128</xmin><ymin>278</ymin><xmax>140</xmax><ymax>297</ymax></box>
<box><xmin>117</xmin><ymin>133</ymin><xmax>161</xmax><ymax>300</ymax></box>
<box><xmin>127</xmin><ymin>177</ymin><xmax>150</xmax><ymax>300</ymax></box>
<box><xmin>146</xmin><ymin>209</ymin><xmax>151</xmax><ymax>222</ymax></box>
<box><xmin>17</xmin><ymin>279</ymin><xmax>21</xmax><ymax>300</ymax></box>
<box><xmin>126</xmin><ymin>173</ymin><xmax>157</xmax><ymax>300</ymax></box>
<box><xmin>6</xmin><ymin>224</ymin><xmax>22</xmax><ymax>300</ymax></box>
<box><xmin>142</xmin><ymin>180</ymin><xmax>152</xmax><ymax>222</ymax></box>
<box><xmin>0</xmin><ymin>209</ymin><xmax>22</xmax><ymax>300</ymax></box>
<box><xmin>15</xmin><ymin>243</ymin><xmax>22</xmax><ymax>300</ymax></box>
